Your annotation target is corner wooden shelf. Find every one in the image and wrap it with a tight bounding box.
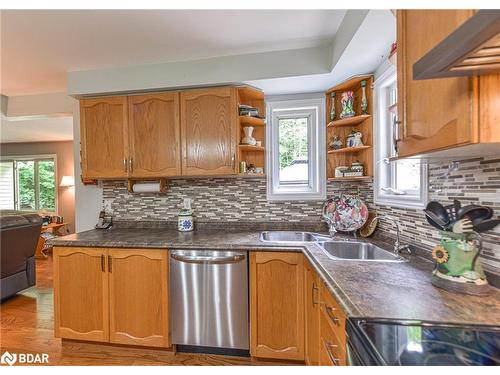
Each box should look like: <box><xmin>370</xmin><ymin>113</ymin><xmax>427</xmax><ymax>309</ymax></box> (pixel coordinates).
<box><xmin>328</xmin><ymin>145</ymin><xmax>371</xmax><ymax>154</ymax></box>
<box><xmin>328</xmin><ymin>176</ymin><xmax>372</xmax><ymax>181</ymax></box>
<box><xmin>327</xmin><ymin>114</ymin><xmax>371</xmax><ymax>128</ymax></box>
<box><xmin>237</xmin><ymin>173</ymin><xmax>266</xmax><ymax>178</ymax></box>
<box><xmin>325</xmin><ymin>75</ymin><xmax>374</xmax><ymax>180</ymax></box>
<box><xmin>237</xmin><ymin>86</ymin><xmax>266</xmax><ymax>175</ymax></box>
<box><xmin>239</xmin><ymin>116</ymin><xmax>265</xmax><ymax>126</ymax></box>
<box><xmin>238</xmin><ymin>145</ymin><xmax>265</xmax><ymax>152</ymax></box>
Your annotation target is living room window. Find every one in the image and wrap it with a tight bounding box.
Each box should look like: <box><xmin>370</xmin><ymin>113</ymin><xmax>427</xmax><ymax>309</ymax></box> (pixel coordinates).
<box><xmin>267</xmin><ymin>97</ymin><xmax>326</xmax><ymax>201</ymax></box>
<box><xmin>0</xmin><ymin>155</ymin><xmax>57</xmax><ymax>212</ymax></box>
<box><xmin>373</xmin><ymin>66</ymin><xmax>427</xmax><ymax>208</ymax></box>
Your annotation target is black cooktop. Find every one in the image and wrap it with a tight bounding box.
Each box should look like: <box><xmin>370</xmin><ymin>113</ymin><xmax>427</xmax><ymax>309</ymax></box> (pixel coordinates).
<box><xmin>347</xmin><ymin>318</ymin><xmax>500</xmax><ymax>366</ymax></box>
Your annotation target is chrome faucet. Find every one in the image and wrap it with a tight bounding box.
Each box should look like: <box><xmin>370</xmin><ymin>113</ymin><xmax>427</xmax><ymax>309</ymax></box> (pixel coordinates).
<box><xmin>322</xmin><ymin>200</ymin><xmax>337</xmax><ymax>238</ymax></box>
<box><xmin>372</xmin><ymin>215</ymin><xmax>411</xmax><ymax>254</ymax></box>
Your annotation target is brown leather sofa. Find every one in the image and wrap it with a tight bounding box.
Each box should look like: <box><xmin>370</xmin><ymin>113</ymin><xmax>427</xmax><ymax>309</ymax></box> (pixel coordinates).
<box><xmin>1</xmin><ymin>214</ymin><xmax>42</xmax><ymax>300</ymax></box>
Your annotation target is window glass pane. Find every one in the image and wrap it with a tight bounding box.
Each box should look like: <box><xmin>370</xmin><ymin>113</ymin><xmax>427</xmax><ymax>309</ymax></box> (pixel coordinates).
<box><xmin>396</xmin><ymin>159</ymin><xmax>421</xmax><ymax>192</ymax></box>
<box><xmin>17</xmin><ymin>161</ymin><xmax>36</xmax><ymax>210</ymax></box>
<box><xmin>278</xmin><ymin>117</ymin><xmax>308</xmax><ymax>183</ymax></box>
<box><xmin>0</xmin><ymin>161</ymin><xmax>15</xmax><ymax>209</ymax></box>
<box><xmin>38</xmin><ymin>160</ymin><xmax>56</xmax><ymax>211</ymax></box>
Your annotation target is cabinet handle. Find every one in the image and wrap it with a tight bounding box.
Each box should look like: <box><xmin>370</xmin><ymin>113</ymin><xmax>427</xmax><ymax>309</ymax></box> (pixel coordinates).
<box><xmin>123</xmin><ymin>158</ymin><xmax>128</xmax><ymax>172</ymax></box>
<box><xmin>101</xmin><ymin>254</ymin><xmax>105</xmax><ymax>272</ymax></box>
<box><xmin>231</xmin><ymin>154</ymin><xmax>235</xmax><ymax>169</ymax></box>
<box><xmin>108</xmin><ymin>255</ymin><xmax>112</xmax><ymax>273</ymax></box>
<box><xmin>325</xmin><ymin>306</ymin><xmax>340</xmax><ymax>326</ymax></box>
<box><xmin>129</xmin><ymin>158</ymin><xmax>133</xmax><ymax>173</ymax></box>
<box><xmin>312</xmin><ymin>282</ymin><xmax>319</xmax><ymax>306</ymax></box>
<box><xmin>324</xmin><ymin>341</ymin><xmax>340</xmax><ymax>365</ymax></box>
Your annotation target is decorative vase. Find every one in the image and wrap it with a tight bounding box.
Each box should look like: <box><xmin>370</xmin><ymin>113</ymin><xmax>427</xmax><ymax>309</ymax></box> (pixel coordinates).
<box><xmin>241</xmin><ymin>126</ymin><xmax>256</xmax><ymax>145</ymax></box>
<box><xmin>330</xmin><ymin>92</ymin><xmax>336</xmax><ymax>121</ymax></box>
<box><xmin>360</xmin><ymin>80</ymin><xmax>368</xmax><ymax>115</ymax></box>
<box><xmin>340</xmin><ymin>91</ymin><xmax>355</xmax><ymax>119</ymax></box>
<box><xmin>431</xmin><ymin>231</ymin><xmax>490</xmax><ymax>296</ymax></box>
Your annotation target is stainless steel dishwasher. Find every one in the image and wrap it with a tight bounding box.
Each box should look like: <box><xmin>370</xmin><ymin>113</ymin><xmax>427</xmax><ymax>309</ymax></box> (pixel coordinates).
<box><xmin>169</xmin><ymin>250</ymin><xmax>249</xmax><ymax>353</ymax></box>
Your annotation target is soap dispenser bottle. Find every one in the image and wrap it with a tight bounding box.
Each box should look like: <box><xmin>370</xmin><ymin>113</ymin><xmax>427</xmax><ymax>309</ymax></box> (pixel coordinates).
<box><xmin>178</xmin><ymin>198</ymin><xmax>194</xmax><ymax>232</ymax></box>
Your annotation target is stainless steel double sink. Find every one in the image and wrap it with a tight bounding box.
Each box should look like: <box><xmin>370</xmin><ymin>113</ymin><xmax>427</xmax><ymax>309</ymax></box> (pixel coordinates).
<box><xmin>260</xmin><ymin>231</ymin><xmax>406</xmax><ymax>262</ymax></box>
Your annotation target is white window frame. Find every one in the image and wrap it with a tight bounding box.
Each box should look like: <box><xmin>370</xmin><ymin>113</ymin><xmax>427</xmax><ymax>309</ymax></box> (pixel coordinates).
<box><xmin>0</xmin><ymin>154</ymin><xmax>58</xmax><ymax>213</ymax></box>
<box><xmin>266</xmin><ymin>97</ymin><xmax>326</xmax><ymax>201</ymax></box>
<box><xmin>373</xmin><ymin>66</ymin><xmax>428</xmax><ymax>209</ymax></box>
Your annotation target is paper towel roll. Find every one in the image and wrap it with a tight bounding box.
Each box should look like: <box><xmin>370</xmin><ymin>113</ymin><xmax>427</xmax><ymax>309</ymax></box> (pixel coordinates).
<box><xmin>132</xmin><ymin>182</ymin><xmax>161</xmax><ymax>193</ymax></box>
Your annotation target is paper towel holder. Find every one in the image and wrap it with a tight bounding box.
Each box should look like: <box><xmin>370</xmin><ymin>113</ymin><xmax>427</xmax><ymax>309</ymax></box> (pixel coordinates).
<box><xmin>127</xmin><ymin>178</ymin><xmax>168</xmax><ymax>193</ymax></box>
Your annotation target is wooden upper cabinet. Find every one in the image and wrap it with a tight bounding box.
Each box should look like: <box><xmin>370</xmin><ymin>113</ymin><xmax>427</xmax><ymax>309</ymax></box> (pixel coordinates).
<box><xmin>397</xmin><ymin>10</ymin><xmax>477</xmax><ymax>157</ymax></box>
<box><xmin>304</xmin><ymin>260</ymin><xmax>320</xmax><ymax>366</ymax></box>
<box><xmin>80</xmin><ymin>97</ymin><xmax>128</xmax><ymax>178</ymax></box>
<box><xmin>108</xmin><ymin>249</ymin><xmax>169</xmax><ymax>348</ymax></box>
<box><xmin>180</xmin><ymin>87</ymin><xmax>238</xmax><ymax>175</ymax></box>
<box><xmin>128</xmin><ymin>93</ymin><xmax>181</xmax><ymax>177</ymax></box>
<box><xmin>250</xmin><ymin>252</ymin><xmax>305</xmax><ymax>361</ymax></box>
<box><xmin>53</xmin><ymin>247</ymin><xmax>109</xmax><ymax>343</ymax></box>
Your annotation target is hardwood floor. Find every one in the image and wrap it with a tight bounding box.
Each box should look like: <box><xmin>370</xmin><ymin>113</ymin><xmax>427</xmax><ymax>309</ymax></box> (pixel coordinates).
<box><xmin>0</xmin><ymin>255</ymin><xmax>295</xmax><ymax>366</ymax></box>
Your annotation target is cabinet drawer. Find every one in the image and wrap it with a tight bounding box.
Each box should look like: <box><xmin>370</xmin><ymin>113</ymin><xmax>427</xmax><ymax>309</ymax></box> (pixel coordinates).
<box><xmin>320</xmin><ymin>306</ymin><xmax>346</xmax><ymax>366</ymax></box>
<box><xmin>320</xmin><ymin>282</ymin><xmax>346</xmax><ymax>347</ymax></box>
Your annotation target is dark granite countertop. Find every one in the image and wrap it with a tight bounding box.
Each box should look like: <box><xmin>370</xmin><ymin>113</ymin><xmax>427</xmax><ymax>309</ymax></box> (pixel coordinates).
<box><xmin>48</xmin><ymin>227</ymin><xmax>500</xmax><ymax>326</ymax></box>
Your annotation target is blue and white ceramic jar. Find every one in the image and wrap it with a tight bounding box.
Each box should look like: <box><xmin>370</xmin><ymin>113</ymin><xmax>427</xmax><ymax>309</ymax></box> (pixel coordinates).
<box><xmin>178</xmin><ymin>209</ymin><xmax>194</xmax><ymax>232</ymax></box>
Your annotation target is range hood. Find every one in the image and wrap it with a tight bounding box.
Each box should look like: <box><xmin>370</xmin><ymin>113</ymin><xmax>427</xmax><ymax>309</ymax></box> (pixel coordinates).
<box><xmin>413</xmin><ymin>10</ymin><xmax>500</xmax><ymax>80</ymax></box>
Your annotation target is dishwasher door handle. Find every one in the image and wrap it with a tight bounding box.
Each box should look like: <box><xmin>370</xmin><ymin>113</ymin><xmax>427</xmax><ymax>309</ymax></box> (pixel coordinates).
<box><xmin>171</xmin><ymin>253</ymin><xmax>245</xmax><ymax>264</ymax></box>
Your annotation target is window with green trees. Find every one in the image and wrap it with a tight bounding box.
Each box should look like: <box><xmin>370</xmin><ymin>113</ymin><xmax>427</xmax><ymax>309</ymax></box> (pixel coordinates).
<box><xmin>0</xmin><ymin>157</ymin><xmax>56</xmax><ymax>211</ymax></box>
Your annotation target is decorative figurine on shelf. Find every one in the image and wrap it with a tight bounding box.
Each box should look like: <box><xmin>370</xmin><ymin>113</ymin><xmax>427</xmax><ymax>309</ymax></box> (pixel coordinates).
<box><xmin>360</xmin><ymin>80</ymin><xmax>368</xmax><ymax>115</ymax></box>
<box><xmin>241</xmin><ymin>126</ymin><xmax>256</xmax><ymax>145</ymax></box>
<box><xmin>330</xmin><ymin>92</ymin><xmax>336</xmax><ymax>121</ymax></box>
<box><xmin>346</xmin><ymin>131</ymin><xmax>364</xmax><ymax>147</ymax></box>
<box><xmin>329</xmin><ymin>135</ymin><xmax>343</xmax><ymax>150</ymax></box>
<box><xmin>340</xmin><ymin>91</ymin><xmax>355</xmax><ymax>119</ymax></box>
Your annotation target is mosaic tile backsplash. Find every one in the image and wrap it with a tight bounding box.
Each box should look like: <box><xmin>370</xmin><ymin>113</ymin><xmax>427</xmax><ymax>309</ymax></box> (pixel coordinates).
<box><xmin>102</xmin><ymin>156</ymin><xmax>500</xmax><ymax>275</ymax></box>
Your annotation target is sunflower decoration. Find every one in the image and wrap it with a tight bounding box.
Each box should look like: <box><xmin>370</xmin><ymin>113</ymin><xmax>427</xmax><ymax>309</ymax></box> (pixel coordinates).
<box><xmin>432</xmin><ymin>245</ymin><xmax>449</xmax><ymax>264</ymax></box>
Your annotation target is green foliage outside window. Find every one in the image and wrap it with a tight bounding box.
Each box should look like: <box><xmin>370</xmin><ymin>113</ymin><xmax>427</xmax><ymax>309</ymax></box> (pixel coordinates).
<box><xmin>278</xmin><ymin>118</ymin><xmax>308</xmax><ymax>169</ymax></box>
<box><xmin>16</xmin><ymin>159</ymin><xmax>56</xmax><ymax>211</ymax></box>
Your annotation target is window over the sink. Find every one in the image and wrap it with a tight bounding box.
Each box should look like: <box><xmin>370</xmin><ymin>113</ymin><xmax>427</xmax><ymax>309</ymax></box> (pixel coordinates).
<box><xmin>373</xmin><ymin>65</ymin><xmax>428</xmax><ymax>208</ymax></box>
<box><xmin>266</xmin><ymin>97</ymin><xmax>326</xmax><ymax>201</ymax></box>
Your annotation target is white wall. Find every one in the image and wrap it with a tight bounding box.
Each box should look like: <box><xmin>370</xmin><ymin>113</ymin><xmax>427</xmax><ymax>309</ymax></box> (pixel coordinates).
<box><xmin>72</xmin><ymin>102</ymin><xmax>103</xmax><ymax>232</ymax></box>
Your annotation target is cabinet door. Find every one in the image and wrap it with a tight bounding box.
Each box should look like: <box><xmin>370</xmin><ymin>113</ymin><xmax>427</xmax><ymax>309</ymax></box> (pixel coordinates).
<box><xmin>128</xmin><ymin>93</ymin><xmax>181</xmax><ymax>177</ymax></box>
<box><xmin>397</xmin><ymin>10</ymin><xmax>476</xmax><ymax>157</ymax></box>
<box><xmin>250</xmin><ymin>252</ymin><xmax>305</xmax><ymax>360</ymax></box>
<box><xmin>304</xmin><ymin>261</ymin><xmax>320</xmax><ymax>365</ymax></box>
<box><xmin>53</xmin><ymin>247</ymin><xmax>109</xmax><ymax>342</ymax></box>
<box><xmin>180</xmin><ymin>87</ymin><xmax>237</xmax><ymax>175</ymax></box>
<box><xmin>108</xmin><ymin>249</ymin><xmax>169</xmax><ymax>348</ymax></box>
<box><xmin>80</xmin><ymin>97</ymin><xmax>128</xmax><ymax>178</ymax></box>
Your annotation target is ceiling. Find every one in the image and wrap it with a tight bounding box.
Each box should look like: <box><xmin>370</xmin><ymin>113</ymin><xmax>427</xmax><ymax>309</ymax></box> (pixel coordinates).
<box><xmin>0</xmin><ymin>116</ymin><xmax>73</xmax><ymax>143</ymax></box>
<box><xmin>249</xmin><ymin>10</ymin><xmax>396</xmax><ymax>95</ymax></box>
<box><xmin>1</xmin><ymin>9</ymin><xmax>347</xmax><ymax>96</ymax></box>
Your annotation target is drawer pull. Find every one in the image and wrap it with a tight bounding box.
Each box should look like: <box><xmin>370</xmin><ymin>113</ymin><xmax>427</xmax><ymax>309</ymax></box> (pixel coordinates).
<box><xmin>326</xmin><ymin>306</ymin><xmax>340</xmax><ymax>326</ymax></box>
<box><xmin>324</xmin><ymin>341</ymin><xmax>340</xmax><ymax>365</ymax></box>
<box><xmin>312</xmin><ymin>282</ymin><xmax>319</xmax><ymax>305</ymax></box>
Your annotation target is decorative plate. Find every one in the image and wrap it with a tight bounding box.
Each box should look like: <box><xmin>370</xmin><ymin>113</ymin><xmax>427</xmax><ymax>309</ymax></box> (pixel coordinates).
<box><xmin>324</xmin><ymin>195</ymin><xmax>369</xmax><ymax>232</ymax></box>
<box><xmin>360</xmin><ymin>212</ymin><xmax>377</xmax><ymax>237</ymax></box>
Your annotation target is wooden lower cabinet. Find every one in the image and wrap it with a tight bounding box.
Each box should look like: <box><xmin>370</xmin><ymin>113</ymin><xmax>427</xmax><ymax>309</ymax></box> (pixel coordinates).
<box><xmin>53</xmin><ymin>247</ymin><xmax>170</xmax><ymax>348</ymax></box>
<box><xmin>53</xmin><ymin>247</ymin><xmax>109</xmax><ymax>342</ymax></box>
<box><xmin>304</xmin><ymin>260</ymin><xmax>320</xmax><ymax>365</ymax></box>
<box><xmin>108</xmin><ymin>249</ymin><xmax>169</xmax><ymax>347</ymax></box>
<box><xmin>250</xmin><ymin>252</ymin><xmax>305</xmax><ymax>361</ymax></box>
<box><xmin>319</xmin><ymin>281</ymin><xmax>347</xmax><ymax>366</ymax></box>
